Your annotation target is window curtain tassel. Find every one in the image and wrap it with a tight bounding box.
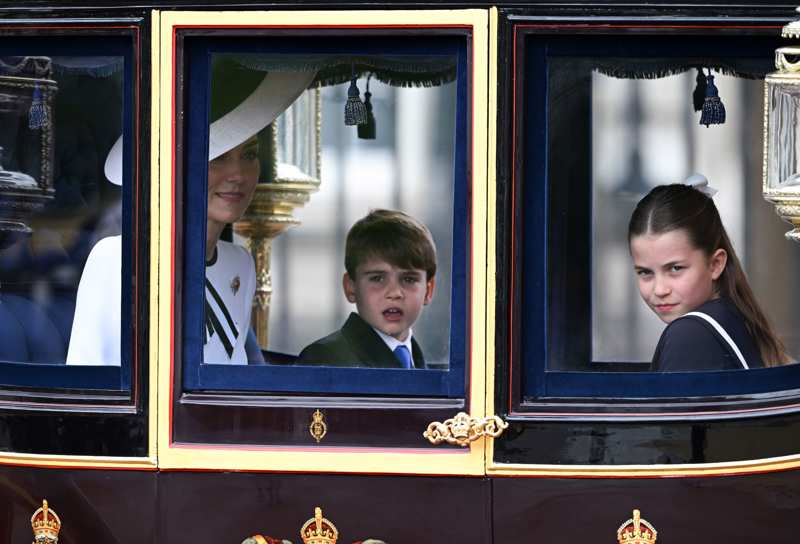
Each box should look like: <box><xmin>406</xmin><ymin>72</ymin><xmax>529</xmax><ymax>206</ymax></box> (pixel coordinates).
<box><xmin>692</xmin><ymin>67</ymin><xmax>707</xmax><ymax>112</ymax></box>
<box><xmin>357</xmin><ymin>74</ymin><xmax>376</xmax><ymax>139</ymax></box>
<box><xmin>344</xmin><ymin>66</ymin><xmax>368</xmax><ymax>126</ymax></box>
<box><xmin>700</xmin><ymin>72</ymin><xmax>726</xmax><ymax>127</ymax></box>
<box><xmin>28</xmin><ymin>85</ymin><xmax>48</xmax><ymax>129</ymax></box>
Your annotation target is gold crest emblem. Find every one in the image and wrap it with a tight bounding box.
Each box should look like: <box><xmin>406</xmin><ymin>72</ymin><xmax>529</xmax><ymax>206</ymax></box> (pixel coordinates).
<box><xmin>231</xmin><ymin>275</ymin><xmax>241</xmax><ymax>295</ymax></box>
<box><xmin>309</xmin><ymin>409</ymin><xmax>327</xmax><ymax>443</ymax></box>
<box><xmin>240</xmin><ymin>506</ymin><xmax>387</xmax><ymax>544</ymax></box>
<box><xmin>301</xmin><ymin>507</ymin><xmax>338</xmax><ymax>544</ymax></box>
<box><xmin>31</xmin><ymin>500</ymin><xmax>61</xmax><ymax>544</ymax></box>
<box><xmin>617</xmin><ymin>509</ymin><xmax>657</xmax><ymax>544</ymax></box>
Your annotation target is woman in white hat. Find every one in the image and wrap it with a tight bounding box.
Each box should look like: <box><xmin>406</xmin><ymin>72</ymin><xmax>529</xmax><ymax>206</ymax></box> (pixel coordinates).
<box><xmin>66</xmin><ymin>59</ymin><xmax>314</xmax><ymax>365</ymax></box>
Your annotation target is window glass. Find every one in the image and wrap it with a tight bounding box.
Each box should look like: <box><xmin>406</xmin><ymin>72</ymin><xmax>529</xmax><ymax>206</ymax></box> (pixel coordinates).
<box><xmin>591</xmin><ymin>72</ymin><xmax>800</xmax><ymax>365</ymax></box>
<box><xmin>265</xmin><ymin>81</ymin><xmax>454</xmax><ymax>369</ymax></box>
<box><xmin>181</xmin><ymin>36</ymin><xmax>468</xmax><ymax>396</ymax></box>
<box><xmin>0</xmin><ymin>42</ymin><xmax>131</xmax><ymax>390</ymax></box>
<box><xmin>519</xmin><ymin>34</ymin><xmax>800</xmax><ymax>399</ymax></box>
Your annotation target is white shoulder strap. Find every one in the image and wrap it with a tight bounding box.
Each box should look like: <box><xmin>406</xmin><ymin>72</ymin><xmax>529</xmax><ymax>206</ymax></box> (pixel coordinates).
<box><xmin>683</xmin><ymin>311</ymin><xmax>749</xmax><ymax>369</ymax></box>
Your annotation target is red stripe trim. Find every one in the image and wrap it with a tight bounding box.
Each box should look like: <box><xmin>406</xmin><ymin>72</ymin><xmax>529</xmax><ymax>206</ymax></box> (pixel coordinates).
<box><xmin>169</xmin><ymin>28</ymin><xmax>178</xmax><ymax>446</ymax></box>
<box><xmin>173</xmin><ymin>24</ymin><xmax>473</xmax><ymax>30</ymax></box>
<box><xmin>132</xmin><ymin>26</ymin><xmax>142</xmax><ymax>405</ymax></box>
<box><xmin>508</xmin><ymin>25</ymin><xmax>519</xmax><ymax>414</ymax></box>
<box><xmin>0</xmin><ymin>460</ymin><xmax>157</xmax><ymax>471</ymax></box>
<box><xmin>167</xmin><ymin>21</ymin><xmax>477</xmax><ymax>447</ymax></box>
<box><xmin>506</xmin><ymin>21</ymin><xmax>783</xmax><ymax>417</ymax></box>
<box><xmin>514</xmin><ymin>24</ymin><xmax>782</xmax><ymax>30</ymax></box>
<box><xmin>510</xmin><ymin>400</ymin><xmax>800</xmax><ymax>419</ymax></box>
<box><xmin>170</xmin><ymin>442</ymin><xmax>471</xmax><ymax>454</ymax></box>
<box><xmin>0</xmin><ymin>25</ymin><xmax>137</xmax><ymax>30</ymax></box>
<box><xmin>489</xmin><ymin>463</ymin><xmax>800</xmax><ymax>479</ymax></box>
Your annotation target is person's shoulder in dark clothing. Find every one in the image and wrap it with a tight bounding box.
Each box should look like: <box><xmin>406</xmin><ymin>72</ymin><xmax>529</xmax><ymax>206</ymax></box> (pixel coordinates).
<box><xmin>295</xmin><ymin>326</ymin><xmax>356</xmax><ymax>367</ymax></box>
<box><xmin>296</xmin><ymin>312</ymin><xmax>425</xmax><ymax>368</ymax></box>
<box><xmin>652</xmin><ymin>298</ymin><xmax>763</xmax><ymax>372</ymax></box>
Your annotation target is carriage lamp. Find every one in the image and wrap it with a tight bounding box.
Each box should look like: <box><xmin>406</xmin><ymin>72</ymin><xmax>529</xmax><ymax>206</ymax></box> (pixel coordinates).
<box><xmin>234</xmin><ymin>87</ymin><xmax>321</xmax><ymax>348</ymax></box>
<box><xmin>0</xmin><ymin>57</ymin><xmax>56</xmax><ymax>248</ymax></box>
<box><xmin>763</xmin><ymin>9</ymin><xmax>800</xmax><ymax>242</ymax></box>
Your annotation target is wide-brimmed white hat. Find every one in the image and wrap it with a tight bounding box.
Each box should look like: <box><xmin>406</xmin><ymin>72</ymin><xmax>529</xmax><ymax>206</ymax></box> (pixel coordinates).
<box><xmin>104</xmin><ymin>135</ymin><xmax>124</xmax><ymax>186</ymax></box>
<box><xmin>104</xmin><ymin>67</ymin><xmax>315</xmax><ymax>186</ymax></box>
<box><xmin>208</xmin><ymin>69</ymin><xmax>314</xmax><ymax>161</ymax></box>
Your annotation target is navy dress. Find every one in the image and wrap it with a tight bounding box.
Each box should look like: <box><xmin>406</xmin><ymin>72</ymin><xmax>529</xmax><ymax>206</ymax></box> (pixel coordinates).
<box><xmin>652</xmin><ymin>298</ymin><xmax>764</xmax><ymax>371</ymax></box>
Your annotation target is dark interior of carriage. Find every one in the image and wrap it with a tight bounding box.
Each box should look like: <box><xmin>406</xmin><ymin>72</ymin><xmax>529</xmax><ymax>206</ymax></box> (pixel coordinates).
<box><xmin>0</xmin><ymin>38</ymin><xmax>131</xmax><ymax>391</ymax></box>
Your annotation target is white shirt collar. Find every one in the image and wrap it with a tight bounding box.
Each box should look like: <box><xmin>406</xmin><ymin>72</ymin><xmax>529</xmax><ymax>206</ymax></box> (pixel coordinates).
<box><xmin>372</xmin><ymin>326</ymin><xmax>414</xmax><ymax>365</ymax></box>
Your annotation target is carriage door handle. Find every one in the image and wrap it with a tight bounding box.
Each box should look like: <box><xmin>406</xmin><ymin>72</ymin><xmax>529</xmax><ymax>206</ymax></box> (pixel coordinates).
<box><xmin>423</xmin><ymin>412</ymin><xmax>508</xmax><ymax>446</ymax></box>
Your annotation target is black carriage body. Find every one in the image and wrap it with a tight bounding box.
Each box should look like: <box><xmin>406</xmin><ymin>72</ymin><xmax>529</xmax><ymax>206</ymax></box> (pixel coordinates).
<box><xmin>0</xmin><ymin>1</ymin><xmax>799</xmax><ymax>543</ymax></box>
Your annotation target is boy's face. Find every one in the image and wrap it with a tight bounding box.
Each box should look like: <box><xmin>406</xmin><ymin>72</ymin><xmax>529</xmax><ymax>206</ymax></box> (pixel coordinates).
<box><xmin>343</xmin><ymin>258</ymin><xmax>435</xmax><ymax>342</ymax></box>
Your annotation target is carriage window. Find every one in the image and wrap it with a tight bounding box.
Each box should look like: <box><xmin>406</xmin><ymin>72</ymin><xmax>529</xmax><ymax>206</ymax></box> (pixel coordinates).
<box><xmin>590</xmin><ymin>71</ymin><xmax>800</xmax><ymax>368</ymax></box>
<box><xmin>0</xmin><ymin>38</ymin><xmax>134</xmax><ymax>391</ymax></box>
<box><xmin>180</xmin><ymin>37</ymin><xmax>468</xmax><ymax>396</ymax></box>
<box><xmin>519</xmin><ymin>34</ymin><xmax>800</xmax><ymax>399</ymax></box>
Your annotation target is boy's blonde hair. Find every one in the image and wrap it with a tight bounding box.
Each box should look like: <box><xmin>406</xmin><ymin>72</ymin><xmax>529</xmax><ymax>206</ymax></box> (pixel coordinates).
<box><xmin>345</xmin><ymin>209</ymin><xmax>437</xmax><ymax>279</ymax></box>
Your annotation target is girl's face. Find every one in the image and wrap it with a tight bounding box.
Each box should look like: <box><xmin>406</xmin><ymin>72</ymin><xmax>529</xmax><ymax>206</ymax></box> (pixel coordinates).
<box><xmin>207</xmin><ymin>137</ymin><xmax>260</xmax><ymax>228</ymax></box>
<box><xmin>630</xmin><ymin>229</ymin><xmax>727</xmax><ymax>324</ymax></box>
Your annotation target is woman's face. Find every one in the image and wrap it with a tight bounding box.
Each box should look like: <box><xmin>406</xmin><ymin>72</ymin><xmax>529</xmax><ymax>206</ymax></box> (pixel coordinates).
<box><xmin>630</xmin><ymin>229</ymin><xmax>727</xmax><ymax>324</ymax></box>
<box><xmin>207</xmin><ymin>137</ymin><xmax>260</xmax><ymax>228</ymax></box>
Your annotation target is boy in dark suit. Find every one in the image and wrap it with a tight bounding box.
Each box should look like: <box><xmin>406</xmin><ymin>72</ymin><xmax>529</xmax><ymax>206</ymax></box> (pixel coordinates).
<box><xmin>297</xmin><ymin>209</ymin><xmax>437</xmax><ymax>368</ymax></box>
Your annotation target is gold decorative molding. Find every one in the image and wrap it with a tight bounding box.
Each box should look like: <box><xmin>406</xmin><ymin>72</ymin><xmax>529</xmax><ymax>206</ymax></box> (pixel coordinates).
<box><xmin>423</xmin><ymin>412</ymin><xmax>508</xmax><ymax>446</ymax></box>
<box><xmin>487</xmin><ymin>450</ymin><xmax>800</xmax><ymax>478</ymax></box>
<box><xmin>309</xmin><ymin>409</ymin><xmax>328</xmax><ymax>443</ymax></box>
<box><xmin>617</xmin><ymin>509</ymin><xmax>657</xmax><ymax>544</ymax></box>
<box><xmin>157</xmin><ymin>8</ymin><xmax>489</xmax><ymax>477</ymax></box>
<box><xmin>234</xmin><ymin>180</ymin><xmax>319</xmax><ymax>346</ymax></box>
<box><xmin>31</xmin><ymin>499</ymin><xmax>61</xmax><ymax>544</ymax></box>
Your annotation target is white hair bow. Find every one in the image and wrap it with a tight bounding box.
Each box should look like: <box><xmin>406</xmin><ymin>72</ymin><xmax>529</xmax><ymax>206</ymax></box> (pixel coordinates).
<box><xmin>684</xmin><ymin>173</ymin><xmax>718</xmax><ymax>197</ymax></box>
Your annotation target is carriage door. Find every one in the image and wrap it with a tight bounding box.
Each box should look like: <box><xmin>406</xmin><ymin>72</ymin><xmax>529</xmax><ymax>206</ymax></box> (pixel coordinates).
<box><xmin>487</xmin><ymin>8</ymin><xmax>800</xmax><ymax>543</ymax></box>
<box><xmin>151</xmin><ymin>9</ymin><xmax>494</xmax><ymax>542</ymax></box>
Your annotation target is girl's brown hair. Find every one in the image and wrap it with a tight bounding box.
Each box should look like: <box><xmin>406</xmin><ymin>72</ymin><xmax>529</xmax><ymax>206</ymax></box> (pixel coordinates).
<box><xmin>628</xmin><ymin>183</ymin><xmax>790</xmax><ymax>366</ymax></box>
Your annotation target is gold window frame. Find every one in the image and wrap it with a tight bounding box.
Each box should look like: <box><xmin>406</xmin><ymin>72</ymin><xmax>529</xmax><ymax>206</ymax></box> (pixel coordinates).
<box><xmin>153</xmin><ymin>9</ymin><xmax>491</xmax><ymax>475</ymax></box>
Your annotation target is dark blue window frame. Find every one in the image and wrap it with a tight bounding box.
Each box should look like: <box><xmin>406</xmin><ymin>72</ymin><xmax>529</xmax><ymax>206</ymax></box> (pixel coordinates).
<box><xmin>520</xmin><ymin>33</ymin><xmax>800</xmax><ymax>400</ymax></box>
<box><xmin>181</xmin><ymin>35</ymin><xmax>469</xmax><ymax>397</ymax></box>
<box><xmin>0</xmin><ymin>35</ymin><xmax>134</xmax><ymax>391</ymax></box>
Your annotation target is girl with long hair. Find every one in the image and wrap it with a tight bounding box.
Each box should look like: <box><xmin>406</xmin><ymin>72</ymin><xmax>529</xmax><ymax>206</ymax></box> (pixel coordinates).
<box><xmin>628</xmin><ymin>177</ymin><xmax>791</xmax><ymax>370</ymax></box>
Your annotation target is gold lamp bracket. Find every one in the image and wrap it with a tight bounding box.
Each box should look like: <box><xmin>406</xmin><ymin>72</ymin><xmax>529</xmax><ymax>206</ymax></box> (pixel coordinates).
<box><xmin>423</xmin><ymin>412</ymin><xmax>509</xmax><ymax>447</ymax></box>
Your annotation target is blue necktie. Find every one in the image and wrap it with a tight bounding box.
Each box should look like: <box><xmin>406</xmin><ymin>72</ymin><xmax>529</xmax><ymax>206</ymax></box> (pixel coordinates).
<box><xmin>393</xmin><ymin>345</ymin><xmax>413</xmax><ymax>369</ymax></box>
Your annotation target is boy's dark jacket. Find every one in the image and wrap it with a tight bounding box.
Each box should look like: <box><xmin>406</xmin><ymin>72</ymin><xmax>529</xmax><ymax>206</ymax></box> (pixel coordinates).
<box><xmin>296</xmin><ymin>312</ymin><xmax>425</xmax><ymax>368</ymax></box>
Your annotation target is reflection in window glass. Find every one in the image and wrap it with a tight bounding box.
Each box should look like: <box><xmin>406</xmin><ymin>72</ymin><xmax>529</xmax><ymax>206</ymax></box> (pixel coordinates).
<box><xmin>0</xmin><ymin>55</ymin><xmax>123</xmax><ymax>365</ymax></box>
